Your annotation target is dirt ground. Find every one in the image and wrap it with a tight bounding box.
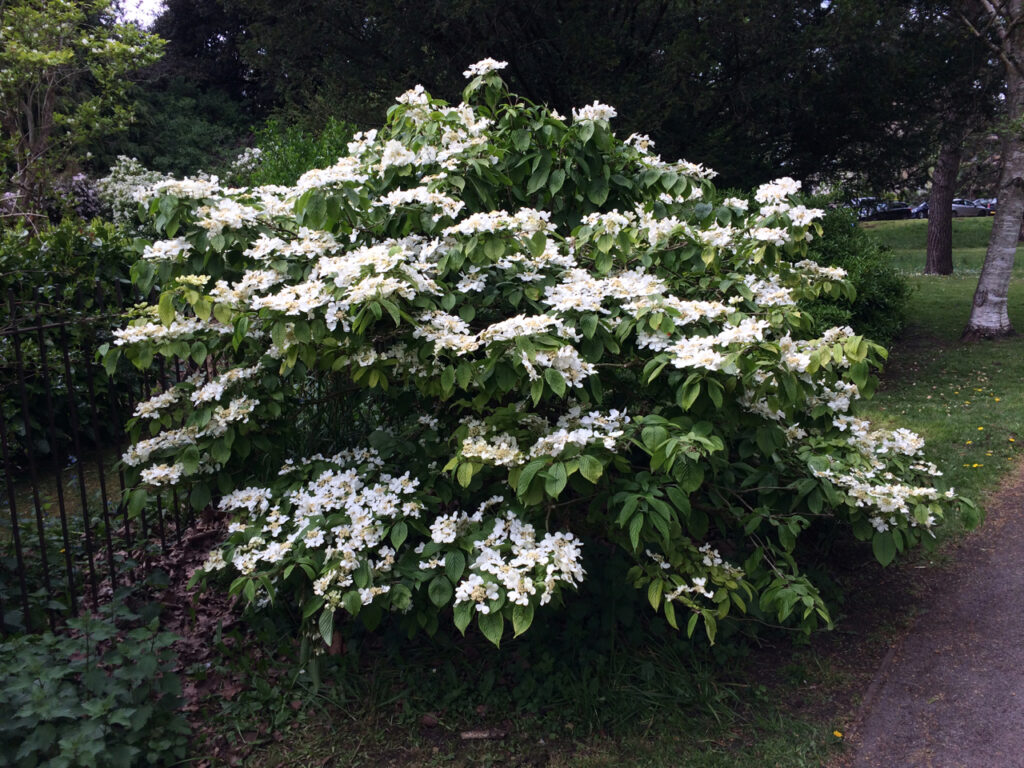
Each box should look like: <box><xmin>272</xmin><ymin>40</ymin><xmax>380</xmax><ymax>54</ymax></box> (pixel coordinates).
<box><xmin>841</xmin><ymin>465</ymin><xmax>1024</xmax><ymax>768</ymax></box>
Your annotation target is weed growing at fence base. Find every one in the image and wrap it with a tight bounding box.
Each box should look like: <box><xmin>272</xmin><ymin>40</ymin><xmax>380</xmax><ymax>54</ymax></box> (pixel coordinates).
<box><xmin>0</xmin><ymin>593</ymin><xmax>189</xmax><ymax>767</ymax></box>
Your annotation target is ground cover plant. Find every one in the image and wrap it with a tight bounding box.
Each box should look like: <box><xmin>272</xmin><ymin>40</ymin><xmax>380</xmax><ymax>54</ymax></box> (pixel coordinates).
<box><xmin>105</xmin><ymin>61</ymin><xmax>967</xmax><ymax>657</ymax></box>
<box><xmin>0</xmin><ymin>593</ymin><xmax>189</xmax><ymax>768</ymax></box>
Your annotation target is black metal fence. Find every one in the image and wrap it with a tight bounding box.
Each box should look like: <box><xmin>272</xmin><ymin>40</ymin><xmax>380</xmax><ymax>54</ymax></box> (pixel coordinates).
<box><xmin>1</xmin><ymin>287</ymin><xmax>190</xmax><ymax>634</ymax></box>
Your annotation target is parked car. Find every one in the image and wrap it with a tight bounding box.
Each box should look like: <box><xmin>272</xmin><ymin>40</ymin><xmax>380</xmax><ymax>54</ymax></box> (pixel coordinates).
<box><xmin>973</xmin><ymin>198</ymin><xmax>997</xmax><ymax>215</ymax></box>
<box><xmin>850</xmin><ymin>197</ymin><xmax>882</xmax><ymax>221</ymax></box>
<box><xmin>912</xmin><ymin>201</ymin><xmax>929</xmax><ymax>219</ymax></box>
<box><xmin>952</xmin><ymin>198</ymin><xmax>987</xmax><ymax>217</ymax></box>
<box><xmin>879</xmin><ymin>201</ymin><xmax>912</xmax><ymax>220</ymax></box>
<box><xmin>856</xmin><ymin>199</ymin><xmax>913</xmax><ymax>221</ymax></box>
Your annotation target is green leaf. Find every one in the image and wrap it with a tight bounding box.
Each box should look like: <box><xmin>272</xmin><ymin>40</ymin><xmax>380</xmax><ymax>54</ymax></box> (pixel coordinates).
<box><xmin>190</xmin><ymin>482</ymin><xmax>211</xmax><ymax>511</ymax></box>
<box><xmin>342</xmin><ymin>590</ymin><xmax>362</xmax><ymax>616</ymax></box>
<box><xmin>513</xmin><ymin>603</ymin><xmax>535</xmax><ymax>637</ymax></box>
<box><xmin>453</xmin><ymin>601</ymin><xmax>473</xmax><ymax>634</ymax></box>
<box><xmin>440</xmin><ymin>365</ymin><xmax>456</xmax><ymax>395</ymax></box>
<box><xmin>517</xmin><ymin>459</ymin><xmax>546</xmax><ymax>496</ymax></box>
<box><xmin>477</xmin><ymin>611</ymin><xmax>504</xmax><ymax>647</ymax></box>
<box><xmin>527</xmin><ymin>231</ymin><xmax>547</xmax><ymax>258</ymax></box>
<box><xmin>213</xmin><ymin>303</ymin><xmax>233</xmax><ymax>325</ymax></box>
<box><xmin>544</xmin><ymin>462</ymin><xmax>568</xmax><ymax>498</ymax></box>
<box><xmin>456</xmin><ymin>362</ymin><xmax>473</xmax><ymax>390</ymax></box>
<box><xmin>190</xmin><ymin>341</ymin><xmax>208</xmax><ymax>365</ymax></box>
<box><xmin>390</xmin><ymin>521</ymin><xmax>408</xmax><ymax>549</ymax></box>
<box><xmin>872</xmin><ymin>530</ymin><xmax>897</xmax><ymax>567</ymax></box>
<box><xmin>587</xmin><ymin>176</ymin><xmax>609</xmax><ymax>206</ymax></box>
<box><xmin>428</xmin><ymin>575</ymin><xmax>454</xmax><ymax>607</ymax></box>
<box><xmin>543</xmin><ymin>367</ymin><xmax>566</xmax><ymax>397</ymax></box>
<box><xmin>527</xmin><ymin>165</ymin><xmax>550</xmax><ymax>195</ymax></box>
<box><xmin>548</xmin><ymin>168</ymin><xmax>566</xmax><ymax>194</ymax></box>
<box><xmin>647</xmin><ymin>579</ymin><xmax>663</xmax><ymax>611</ymax></box>
<box><xmin>577</xmin><ymin>454</ymin><xmax>603</xmax><ymax>484</ymax></box>
<box><xmin>158</xmin><ymin>292</ymin><xmax>175</xmax><ymax>327</ymax></box>
<box><xmin>319</xmin><ymin>609</ymin><xmax>335</xmax><ymax>646</ymax></box>
<box><xmin>664</xmin><ymin>599</ymin><xmax>679</xmax><ymax>629</ymax></box>
<box><xmin>456</xmin><ymin>461</ymin><xmax>475</xmax><ymax>488</ymax></box>
<box><xmin>180</xmin><ymin>445</ymin><xmax>200</xmax><ymax>474</ymax></box>
<box><xmin>628</xmin><ymin>513</ymin><xmax>643</xmax><ymax>550</ymax></box>
<box><xmin>445</xmin><ymin>550</ymin><xmax>466</xmax><ymax>582</ymax></box>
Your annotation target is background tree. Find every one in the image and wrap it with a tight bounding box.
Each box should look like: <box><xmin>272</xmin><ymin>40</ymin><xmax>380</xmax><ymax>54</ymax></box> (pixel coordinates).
<box><xmin>96</xmin><ymin>0</ymin><xmax>254</xmax><ymax>175</ymax></box>
<box><xmin>922</xmin><ymin>3</ymin><xmax>1001</xmax><ymax>276</ymax></box>
<box><xmin>200</xmin><ymin>0</ymin><xmax>979</xmax><ymax>189</ymax></box>
<box><xmin>0</xmin><ymin>0</ymin><xmax>164</xmax><ymax>219</ymax></box>
<box><xmin>961</xmin><ymin>0</ymin><xmax>1024</xmax><ymax>338</ymax></box>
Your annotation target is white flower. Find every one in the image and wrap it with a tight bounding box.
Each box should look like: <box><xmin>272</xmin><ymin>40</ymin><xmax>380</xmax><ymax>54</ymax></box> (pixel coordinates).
<box><xmin>463</xmin><ymin>58</ymin><xmax>508</xmax><ymax>78</ymax></box>
<box><xmin>572</xmin><ymin>101</ymin><xmax>618</xmax><ymax>122</ymax></box>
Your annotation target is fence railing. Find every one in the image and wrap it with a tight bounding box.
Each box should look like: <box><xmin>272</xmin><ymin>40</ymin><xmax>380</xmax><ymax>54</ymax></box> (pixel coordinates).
<box><xmin>1</xmin><ymin>287</ymin><xmax>190</xmax><ymax>634</ymax></box>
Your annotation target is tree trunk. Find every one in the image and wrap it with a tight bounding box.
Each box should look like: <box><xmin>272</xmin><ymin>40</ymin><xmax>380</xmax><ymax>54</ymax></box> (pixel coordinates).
<box><xmin>925</xmin><ymin>139</ymin><xmax>961</xmax><ymax>275</ymax></box>
<box><xmin>964</xmin><ymin>3</ymin><xmax>1024</xmax><ymax>340</ymax></box>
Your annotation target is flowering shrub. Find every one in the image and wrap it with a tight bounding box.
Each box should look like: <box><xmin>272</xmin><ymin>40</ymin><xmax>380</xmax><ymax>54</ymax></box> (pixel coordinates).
<box><xmin>97</xmin><ymin>156</ymin><xmax>169</xmax><ymax>228</ymax></box>
<box><xmin>104</xmin><ymin>61</ymin><xmax>965</xmax><ymax>648</ymax></box>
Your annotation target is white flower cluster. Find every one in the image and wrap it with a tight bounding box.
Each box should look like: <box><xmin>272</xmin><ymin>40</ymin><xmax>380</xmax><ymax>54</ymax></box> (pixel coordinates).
<box><xmin>572</xmin><ymin>101</ymin><xmax>618</xmax><ymax>122</ymax></box>
<box><xmin>455</xmin><ymin>509</ymin><xmax>585</xmax><ymax>609</ymax></box>
<box><xmin>528</xmin><ymin>407</ymin><xmax>629</xmax><ymax>458</ymax></box>
<box><xmin>463</xmin><ymin>58</ymin><xmax>508</xmax><ymax>78</ymax></box>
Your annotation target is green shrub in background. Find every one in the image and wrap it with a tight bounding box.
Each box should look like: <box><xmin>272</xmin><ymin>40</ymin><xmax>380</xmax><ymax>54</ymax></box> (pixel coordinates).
<box><xmin>0</xmin><ymin>596</ymin><xmax>189</xmax><ymax>768</ymax></box>
<box><xmin>229</xmin><ymin>116</ymin><xmax>356</xmax><ymax>187</ymax></box>
<box><xmin>802</xmin><ymin>206</ymin><xmax>909</xmax><ymax>346</ymax></box>
<box><xmin>0</xmin><ymin>218</ymin><xmax>134</xmax><ymax>301</ymax></box>
<box><xmin>0</xmin><ymin>219</ymin><xmax>140</xmax><ymax>465</ymax></box>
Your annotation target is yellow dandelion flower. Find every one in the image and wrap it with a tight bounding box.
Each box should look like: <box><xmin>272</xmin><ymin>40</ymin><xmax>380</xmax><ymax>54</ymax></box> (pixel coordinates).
<box><xmin>978</xmin><ymin>427</ymin><xmax>984</xmax><ymax>431</ymax></box>
<box><xmin>833</xmin><ymin>730</ymin><xmax>844</xmax><ymax>739</ymax></box>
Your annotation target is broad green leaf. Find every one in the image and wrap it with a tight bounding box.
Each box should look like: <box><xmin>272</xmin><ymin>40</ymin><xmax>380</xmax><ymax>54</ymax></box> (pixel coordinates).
<box><xmin>158</xmin><ymin>292</ymin><xmax>175</xmax><ymax>327</ymax></box>
<box><xmin>445</xmin><ymin>550</ymin><xmax>466</xmax><ymax>582</ymax></box>
<box><xmin>453</xmin><ymin>601</ymin><xmax>473</xmax><ymax>634</ymax></box>
<box><xmin>872</xmin><ymin>530</ymin><xmax>897</xmax><ymax>567</ymax></box>
<box><xmin>577</xmin><ymin>454</ymin><xmax>603</xmax><ymax>484</ymax></box>
<box><xmin>544</xmin><ymin>462</ymin><xmax>568</xmax><ymax>498</ymax></box>
<box><xmin>390</xmin><ymin>521</ymin><xmax>408</xmax><ymax>549</ymax></box>
<box><xmin>477</xmin><ymin>611</ymin><xmax>504</xmax><ymax>647</ymax></box>
<box><xmin>513</xmin><ymin>603</ymin><xmax>535</xmax><ymax>637</ymax></box>
<box><xmin>319</xmin><ymin>609</ymin><xmax>335</xmax><ymax>646</ymax></box>
<box><xmin>628</xmin><ymin>513</ymin><xmax>643</xmax><ymax>550</ymax></box>
<box><xmin>428</xmin><ymin>575</ymin><xmax>453</xmax><ymax>607</ymax></box>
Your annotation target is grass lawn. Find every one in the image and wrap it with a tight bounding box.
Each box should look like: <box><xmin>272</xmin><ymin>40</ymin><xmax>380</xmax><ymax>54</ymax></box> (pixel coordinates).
<box><xmin>858</xmin><ymin>218</ymin><xmax>1024</xmax><ymax>521</ymax></box>
<box><xmin>193</xmin><ymin>220</ymin><xmax>1024</xmax><ymax>767</ymax></box>
<box><xmin>858</xmin><ymin>216</ymin><xmax>1024</xmax><ymax>276</ymax></box>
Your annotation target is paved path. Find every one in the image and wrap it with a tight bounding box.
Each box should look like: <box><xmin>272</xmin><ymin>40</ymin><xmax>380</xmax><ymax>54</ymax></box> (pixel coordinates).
<box><xmin>850</xmin><ymin>472</ymin><xmax>1024</xmax><ymax>768</ymax></box>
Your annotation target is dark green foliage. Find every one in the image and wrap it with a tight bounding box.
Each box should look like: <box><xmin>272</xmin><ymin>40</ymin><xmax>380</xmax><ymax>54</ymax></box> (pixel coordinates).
<box><xmin>230</xmin><ymin>117</ymin><xmax>355</xmax><ymax>187</ymax></box>
<box><xmin>97</xmin><ymin>76</ymin><xmax>251</xmax><ymax>177</ymax></box>
<box><xmin>0</xmin><ymin>218</ymin><xmax>133</xmax><ymax>300</ymax></box>
<box><xmin>803</xmin><ymin>207</ymin><xmax>909</xmax><ymax>346</ymax></box>
<box><xmin>0</xmin><ymin>219</ymin><xmax>141</xmax><ymax>466</ymax></box>
<box><xmin>204</xmin><ymin>0</ymin><xmax>990</xmax><ymax>189</ymax></box>
<box><xmin>0</xmin><ymin>596</ymin><xmax>189</xmax><ymax>768</ymax></box>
